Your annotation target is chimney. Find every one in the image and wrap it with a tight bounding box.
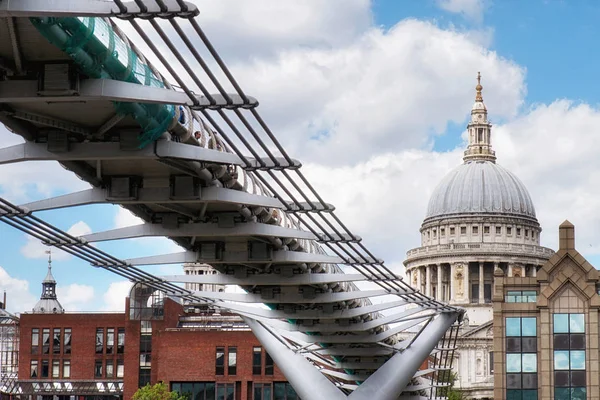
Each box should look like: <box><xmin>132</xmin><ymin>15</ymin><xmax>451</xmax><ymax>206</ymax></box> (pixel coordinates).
<box><xmin>1</xmin><ymin>290</ymin><xmax>5</xmax><ymax>310</ymax></box>
<box><xmin>559</xmin><ymin>220</ymin><xmax>575</xmax><ymax>250</ymax></box>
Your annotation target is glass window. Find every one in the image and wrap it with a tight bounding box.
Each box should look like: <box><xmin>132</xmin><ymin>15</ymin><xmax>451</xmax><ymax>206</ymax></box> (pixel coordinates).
<box><xmin>472</xmin><ymin>226</ymin><xmax>479</xmax><ymax>234</ymax></box>
<box><xmin>506</xmin><ymin>318</ymin><xmax>522</xmax><ymax>336</ymax></box>
<box><xmin>95</xmin><ymin>360</ymin><xmax>103</xmax><ymax>378</ymax></box>
<box><xmin>52</xmin><ymin>360</ymin><xmax>60</xmax><ymax>378</ymax></box>
<box><xmin>254</xmin><ymin>383</ymin><xmax>272</xmax><ymax>400</ymax></box>
<box><xmin>216</xmin><ymin>382</ymin><xmax>234</xmax><ymax>400</ymax></box>
<box><xmin>460</xmin><ymin>227</ymin><xmax>466</xmax><ymax>235</ymax></box>
<box><xmin>139</xmin><ymin>367</ymin><xmax>151</xmax><ymax>387</ymax></box>
<box><xmin>522</xmin><ymin>354</ymin><xmax>537</xmax><ymax>373</ymax></box>
<box><xmin>140</xmin><ymin>335</ymin><xmax>152</xmax><ymax>353</ymax></box>
<box><xmin>215</xmin><ymin>347</ymin><xmax>224</xmax><ymax>375</ymax></box>
<box><xmin>117</xmin><ymin>328</ymin><xmax>125</xmax><ymax>353</ymax></box>
<box><xmin>106</xmin><ymin>360</ymin><xmax>114</xmax><ymax>378</ymax></box>
<box><xmin>228</xmin><ymin>347</ymin><xmax>237</xmax><ymax>375</ymax></box>
<box><xmin>64</xmin><ymin>328</ymin><xmax>72</xmax><ymax>354</ymax></box>
<box><xmin>265</xmin><ymin>352</ymin><xmax>274</xmax><ymax>376</ymax></box>
<box><xmin>253</xmin><ymin>346</ymin><xmax>262</xmax><ymax>375</ymax></box>
<box><xmin>30</xmin><ymin>360</ymin><xmax>38</xmax><ymax>378</ymax></box>
<box><xmin>554</xmin><ymin>351</ymin><xmax>570</xmax><ymax>370</ymax></box>
<box><xmin>570</xmin><ymin>314</ymin><xmax>585</xmax><ymax>333</ymax></box>
<box><xmin>117</xmin><ymin>360</ymin><xmax>124</xmax><ymax>378</ymax></box>
<box><xmin>506</xmin><ymin>354</ymin><xmax>521</xmax><ymax>373</ymax></box>
<box><xmin>42</xmin><ymin>328</ymin><xmax>50</xmax><ymax>354</ymax></box>
<box><xmin>521</xmin><ymin>318</ymin><xmax>536</xmax><ymax>336</ymax></box>
<box><xmin>507</xmin><ymin>227</ymin><xmax>512</xmax><ymax>235</ymax></box>
<box><xmin>496</xmin><ymin>226</ymin><xmax>502</xmax><ymax>235</ymax></box>
<box><xmin>106</xmin><ymin>328</ymin><xmax>114</xmax><ymax>354</ymax></box>
<box><xmin>31</xmin><ymin>328</ymin><xmax>39</xmax><ymax>354</ymax></box>
<box><xmin>63</xmin><ymin>360</ymin><xmax>71</xmax><ymax>378</ymax></box>
<box><xmin>53</xmin><ymin>328</ymin><xmax>61</xmax><ymax>354</ymax></box>
<box><xmin>41</xmin><ymin>360</ymin><xmax>49</xmax><ymax>378</ymax></box>
<box><xmin>484</xmin><ymin>226</ymin><xmax>490</xmax><ymax>234</ymax></box>
<box><xmin>450</xmin><ymin>227</ymin><xmax>455</xmax><ymax>235</ymax></box>
<box><xmin>570</xmin><ymin>351</ymin><xmax>585</xmax><ymax>370</ymax></box>
<box><xmin>96</xmin><ymin>328</ymin><xmax>104</xmax><ymax>354</ymax></box>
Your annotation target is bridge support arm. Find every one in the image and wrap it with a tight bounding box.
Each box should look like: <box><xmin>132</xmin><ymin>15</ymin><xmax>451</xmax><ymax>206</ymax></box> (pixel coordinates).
<box><xmin>348</xmin><ymin>311</ymin><xmax>461</xmax><ymax>400</ymax></box>
<box><xmin>243</xmin><ymin>317</ymin><xmax>347</xmax><ymax>400</ymax></box>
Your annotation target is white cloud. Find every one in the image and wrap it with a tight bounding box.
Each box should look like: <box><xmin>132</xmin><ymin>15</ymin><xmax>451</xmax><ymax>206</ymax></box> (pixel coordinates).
<box><xmin>20</xmin><ymin>221</ymin><xmax>92</xmax><ymax>260</ymax></box>
<box><xmin>114</xmin><ymin>207</ymin><xmax>144</xmax><ymax>229</ymax></box>
<box><xmin>0</xmin><ymin>266</ymin><xmax>37</xmax><ymax>313</ymax></box>
<box><xmin>57</xmin><ymin>283</ymin><xmax>95</xmax><ymax>311</ymax></box>
<box><xmin>228</xmin><ymin>19</ymin><xmax>524</xmax><ymax>166</ymax></box>
<box><xmin>437</xmin><ymin>0</ymin><xmax>490</xmax><ymax>24</ymax></box>
<box><xmin>0</xmin><ymin>126</ymin><xmax>89</xmax><ymax>202</ymax></box>
<box><xmin>101</xmin><ymin>281</ymin><xmax>132</xmax><ymax>312</ymax></box>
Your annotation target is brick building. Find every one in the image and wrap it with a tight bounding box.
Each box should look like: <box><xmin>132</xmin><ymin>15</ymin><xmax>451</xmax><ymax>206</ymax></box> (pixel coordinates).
<box><xmin>14</xmin><ymin>264</ymin><xmax>299</xmax><ymax>400</ymax></box>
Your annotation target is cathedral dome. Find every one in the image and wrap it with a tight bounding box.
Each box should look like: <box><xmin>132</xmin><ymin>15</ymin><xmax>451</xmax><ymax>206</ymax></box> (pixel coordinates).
<box><xmin>425</xmin><ymin>161</ymin><xmax>536</xmax><ymax>222</ymax></box>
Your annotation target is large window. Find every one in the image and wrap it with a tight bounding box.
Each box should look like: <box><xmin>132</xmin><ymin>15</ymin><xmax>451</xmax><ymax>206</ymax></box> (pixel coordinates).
<box><xmin>63</xmin><ymin>360</ymin><xmax>71</xmax><ymax>379</ymax></box>
<box><xmin>106</xmin><ymin>328</ymin><xmax>115</xmax><ymax>354</ymax></box>
<box><xmin>53</xmin><ymin>328</ymin><xmax>61</xmax><ymax>354</ymax></box>
<box><xmin>106</xmin><ymin>360</ymin><xmax>114</xmax><ymax>378</ymax></box>
<box><xmin>117</xmin><ymin>328</ymin><xmax>125</xmax><ymax>354</ymax></box>
<box><xmin>253</xmin><ymin>347</ymin><xmax>262</xmax><ymax>375</ymax></box>
<box><xmin>254</xmin><ymin>383</ymin><xmax>272</xmax><ymax>400</ymax></box>
<box><xmin>273</xmin><ymin>383</ymin><xmax>299</xmax><ymax>400</ymax></box>
<box><xmin>216</xmin><ymin>383</ymin><xmax>234</xmax><ymax>400</ymax></box>
<box><xmin>215</xmin><ymin>347</ymin><xmax>225</xmax><ymax>375</ymax></box>
<box><xmin>52</xmin><ymin>360</ymin><xmax>60</xmax><ymax>378</ymax></box>
<box><xmin>96</xmin><ymin>328</ymin><xmax>104</xmax><ymax>354</ymax></box>
<box><xmin>265</xmin><ymin>352</ymin><xmax>274</xmax><ymax>376</ymax></box>
<box><xmin>41</xmin><ymin>360</ymin><xmax>49</xmax><ymax>378</ymax></box>
<box><xmin>172</xmin><ymin>382</ymin><xmax>216</xmax><ymax>400</ymax></box>
<box><xmin>30</xmin><ymin>360</ymin><xmax>38</xmax><ymax>378</ymax></box>
<box><xmin>95</xmin><ymin>360</ymin><xmax>103</xmax><ymax>378</ymax></box>
<box><xmin>228</xmin><ymin>347</ymin><xmax>237</xmax><ymax>375</ymax></box>
<box><xmin>117</xmin><ymin>359</ymin><xmax>124</xmax><ymax>378</ymax></box>
<box><xmin>553</xmin><ymin>313</ymin><xmax>586</xmax><ymax>400</ymax></box>
<box><xmin>42</xmin><ymin>328</ymin><xmax>50</xmax><ymax>354</ymax></box>
<box><xmin>31</xmin><ymin>328</ymin><xmax>39</xmax><ymax>354</ymax></box>
<box><xmin>505</xmin><ymin>317</ymin><xmax>537</xmax><ymax>400</ymax></box>
<box><xmin>64</xmin><ymin>328</ymin><xmax>72</xmax><ymax>354</ymax></box>
<box><xmin>506</xmin><ymin>291</ymin><xmax>538</xmax><ymax>303</ymax></box>
<box><xmin>139</xmin><ymin>367</ymin><xmax>151</xmax><ymax>387</ymax></box>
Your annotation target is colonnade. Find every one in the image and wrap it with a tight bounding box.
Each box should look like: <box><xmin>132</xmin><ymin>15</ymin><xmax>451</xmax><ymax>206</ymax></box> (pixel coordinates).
<box><xmin>407</xmin><ymin>262</ymin><xmax>539</xmax><ymax>303</ymax></box>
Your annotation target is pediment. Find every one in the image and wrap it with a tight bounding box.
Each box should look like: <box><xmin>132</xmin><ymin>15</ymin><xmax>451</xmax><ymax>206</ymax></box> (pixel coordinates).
<box><xmin>460</xmin><ymin>320</ymin><xmax>493</xmax><ymax>339</ymax></box>
<box><xmin>537</xmin><ymin>249</ymin><xmax>598</xmax><ymax>283</ymax></box>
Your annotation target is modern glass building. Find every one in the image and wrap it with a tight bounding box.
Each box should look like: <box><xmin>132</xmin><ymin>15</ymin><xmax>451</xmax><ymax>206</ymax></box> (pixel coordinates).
<box><xmin>493</xmin><ymin>221</ymin><xmax>598</xmax><ymax>400</ymax></box>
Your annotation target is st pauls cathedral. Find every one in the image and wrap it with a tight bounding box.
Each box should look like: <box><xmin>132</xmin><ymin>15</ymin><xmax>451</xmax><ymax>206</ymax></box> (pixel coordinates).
<box><xmin>404</xmin><ymin>74</ymin><xmax>554</xmax><ymax>399</ymax></box>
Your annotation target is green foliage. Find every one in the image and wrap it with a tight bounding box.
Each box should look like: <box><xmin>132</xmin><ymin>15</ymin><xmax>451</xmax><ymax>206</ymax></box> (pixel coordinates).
<box><xmin>439</xmin><ymin>370</ymin><xmax>465</xmax><ymax>400</ymax></box>
<box><xmin>132</xmin><ymin>382</ymin><xmax>186</xmax><ymax>400</ymax></box>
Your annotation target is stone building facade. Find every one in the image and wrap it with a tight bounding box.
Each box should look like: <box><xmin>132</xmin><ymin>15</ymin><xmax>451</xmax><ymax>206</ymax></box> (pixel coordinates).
<box><xmin>404</xmin><ymin>74</ymin><xmax>554</xmax><ymax>399</ymax></box>
<box><xmin>493</xmin><ymin>221</ymin><xmax>597</xmax><ymax>400</ymax></box>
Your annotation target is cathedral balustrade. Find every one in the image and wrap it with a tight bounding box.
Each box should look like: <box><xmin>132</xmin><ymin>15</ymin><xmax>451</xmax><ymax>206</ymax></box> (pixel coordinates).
<box><xmin>406</xmin><ymin>242</ymin><xmax>554</xmax><ymax>258</ymax></box>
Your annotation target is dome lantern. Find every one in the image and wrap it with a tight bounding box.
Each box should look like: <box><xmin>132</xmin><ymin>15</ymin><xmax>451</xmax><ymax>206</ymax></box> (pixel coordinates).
<box><xmin>464</xmin><ymin>72</ymin><xmax>496</xmax><ymax>163</ymax></box>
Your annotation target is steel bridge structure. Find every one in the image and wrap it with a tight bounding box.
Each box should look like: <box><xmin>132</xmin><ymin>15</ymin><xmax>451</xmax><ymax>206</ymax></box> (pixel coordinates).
<box><xmin>0</xmin><ymin>1</ymin><xmax>464</xmax><ymax>399</ymax></box>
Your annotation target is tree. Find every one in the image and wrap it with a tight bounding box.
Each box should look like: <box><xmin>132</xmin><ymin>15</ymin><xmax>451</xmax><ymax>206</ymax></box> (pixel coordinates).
<box><xmin>132</xmin><ymin>382</ymin><xmax>186</xmax><ymax>400</ymax></box>
<box><xmin>439</xmin><ymin>371</ymin><xmax>465</xmax><ymax>400</ymax></box>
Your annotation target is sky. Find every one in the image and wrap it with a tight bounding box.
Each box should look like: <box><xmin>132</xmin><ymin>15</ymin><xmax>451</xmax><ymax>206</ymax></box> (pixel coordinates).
<box><xmin>2</xmin><ymin>0</ymin><xmax>600</xmax><ymax>313</ymax></box>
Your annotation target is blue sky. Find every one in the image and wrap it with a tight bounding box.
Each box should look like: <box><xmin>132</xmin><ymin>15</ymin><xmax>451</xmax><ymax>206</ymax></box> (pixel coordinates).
<box><xmin>2</xmin><ymin>0</ymin><xmax>600</xmax><ymax>312</ymax></box>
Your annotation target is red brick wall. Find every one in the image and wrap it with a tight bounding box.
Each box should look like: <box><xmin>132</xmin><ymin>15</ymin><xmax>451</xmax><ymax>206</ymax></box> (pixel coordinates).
<box><xmin>19</xmin><ymin>312</ymin><xmax>126</xmax><ymax>380</ymax></box>
<box><xmin>20</xmin><ymin>298</ymin><xmax>290</xmax><ymax>400</ymax></box>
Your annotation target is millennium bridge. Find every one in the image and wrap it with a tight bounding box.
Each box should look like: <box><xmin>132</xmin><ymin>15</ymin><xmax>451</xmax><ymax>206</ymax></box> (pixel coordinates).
<box><xmin>0</xmin><ymin>2</ymin><xmax>464</xmax><ymax>399</ymax></box>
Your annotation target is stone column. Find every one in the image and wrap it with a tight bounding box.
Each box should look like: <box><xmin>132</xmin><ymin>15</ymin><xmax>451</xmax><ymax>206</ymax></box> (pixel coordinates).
<box><xmin>437</xmin><ymin>264</ymin><xmax>443</xmax><ymax>301</ymax></box>
<box><xmin>416</xmin><ymin>266</ymin><xmax>422</xmax><ymax>294</ymax></box>
<box><xmin>449</xmin><ymin>264</ymin><xmax>455</xmax><ymax>302</ymax></box>
<box><xmin>479</xmin><ymin>262</ymin><xmax>485</xmax><ymax>304</ymax></box>
<box><xmin>425</xmin><ymin>265</ymin><xmax>432</xmax><ymax>297</ymax></box>
<box><xmin>533</xmin><ymin>264</ymin><xmax>537</xmax><ymax>278</ymax></box>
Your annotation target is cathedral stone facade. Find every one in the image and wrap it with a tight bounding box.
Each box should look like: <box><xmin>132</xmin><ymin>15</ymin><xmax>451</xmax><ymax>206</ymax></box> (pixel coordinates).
<box><xmin>404</xmin><ymin>74</ymin><xmax>554</xmax><ymax>399</ymax></box>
